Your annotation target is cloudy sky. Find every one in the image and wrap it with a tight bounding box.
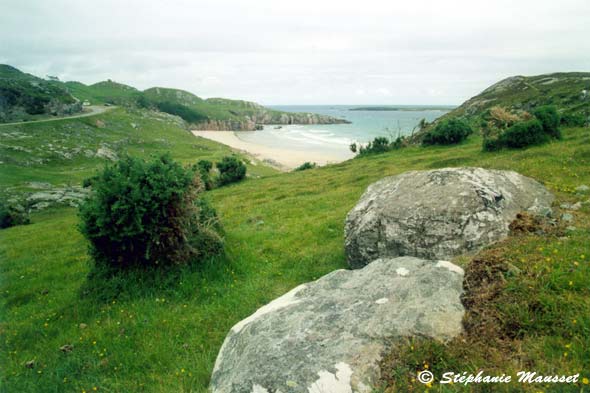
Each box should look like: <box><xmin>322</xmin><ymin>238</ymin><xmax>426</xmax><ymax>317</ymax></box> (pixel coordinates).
<box><xmin>1</xmin><ymin>0</ymin><xmax>589</xmax><ymax>105</ymax></box>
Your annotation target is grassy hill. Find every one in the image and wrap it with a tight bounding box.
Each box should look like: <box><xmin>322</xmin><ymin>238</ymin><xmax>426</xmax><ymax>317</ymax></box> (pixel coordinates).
<box><xmin>1</xmin><ymin>107</ymin><xmax>589</xmax><ymax>391</ymax></box>
<box><xmin>1</xmin><ymin>65</ymin><xmax>347</xmax><ymax>129</ymax></box>
<box><xmin>414</xmin><ymin>72</ymin><xmax>590</xmax><ymax>141</ymax></box>
<box><xmin>61</xmin><ymin>80</ymin><xmax>141</xmax><ymax>106</ymax></box>
<box><xmin>0</xmin><ymin>65</ymin><xmax>82</xmax><ymax>122</ymax></box>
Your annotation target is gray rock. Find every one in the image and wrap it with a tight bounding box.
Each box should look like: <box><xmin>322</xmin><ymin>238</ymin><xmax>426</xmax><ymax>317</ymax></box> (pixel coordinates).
<box><xmin>576</xmin><ymin>185</ymin><xmax>590</xmax><ymax>193</ymax></box>
<box><xmin>210</xmin><ymin>257</ymin><xmax>464</xmax><ymax>393</ymax></box>
<box><xmin>561</xmin><ymin>213</ymin><xmax>574</xmax><ymax>222</ymax></box>
<box><xmin>345</xmin><ymin>167</ymin><xmax>554</xmax><ymax>267</ymax></box>
<box><xmin>96</xmin><ymin>146</ymin><xmax>118</xmax><ymax>161</ymax></box>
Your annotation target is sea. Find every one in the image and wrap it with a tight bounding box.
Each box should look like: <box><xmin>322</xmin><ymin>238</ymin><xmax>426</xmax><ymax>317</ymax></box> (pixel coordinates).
<box><xmin>234</xmin><ymin>105</ymin><xmax>454</xmax><ymax>161</ymax></box>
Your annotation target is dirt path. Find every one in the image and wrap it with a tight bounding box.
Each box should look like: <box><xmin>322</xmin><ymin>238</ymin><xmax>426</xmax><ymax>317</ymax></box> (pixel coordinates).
<box><xmin>0</xmin><ymin>105</ymin><xmax>115</xmax><ymax>127</ymax></box>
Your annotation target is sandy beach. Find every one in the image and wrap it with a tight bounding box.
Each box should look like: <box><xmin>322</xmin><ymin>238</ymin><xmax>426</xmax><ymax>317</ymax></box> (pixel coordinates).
<box><xmin>191</xmin><ymin>130</ymin><xmax>350</xmax><ymax>170</ymax></box>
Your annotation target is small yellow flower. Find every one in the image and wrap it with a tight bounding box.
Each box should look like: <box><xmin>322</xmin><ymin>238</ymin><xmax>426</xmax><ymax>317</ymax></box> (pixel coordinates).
<box><xmin>582</xmin><ymin>377</ymin><xmax>589</xmax><ymax>385</ymax></box>
<box><xmin>92</xmin><ymin>341</ymin><xmax>97</xmax><ymax>345</ymax></box>
<box><xmin>565</xmin><ymin>343</ymin><xmax>571</xmax><ymax>349</ymax></box>
<box><xmin>572</xmin><ymin>319</ymin><xmax>577</xmax><ymax>324</ymax></box>
<box><xmin>569</xmin><ymin>281</ymin><xmax>573</xmax><ymax>286</ymax></box>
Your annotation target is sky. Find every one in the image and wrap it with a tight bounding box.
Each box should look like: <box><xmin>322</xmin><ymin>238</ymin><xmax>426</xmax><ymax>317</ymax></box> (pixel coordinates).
<box><xmin>1</xmin><ymin>0</ymin><xmax>589</xmax><ymax>105</ymax></box>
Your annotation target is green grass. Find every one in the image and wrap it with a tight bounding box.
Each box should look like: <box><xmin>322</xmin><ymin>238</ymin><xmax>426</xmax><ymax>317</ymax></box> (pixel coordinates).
<box><xmin>1</xmin><ymin>125</ymin><xmax>590</xmax><ymax>392</ymax></box>
<box><xmin>0</xmin><ymin>107</ymin><xmax>277</xmax><ymax>198</ymax></box>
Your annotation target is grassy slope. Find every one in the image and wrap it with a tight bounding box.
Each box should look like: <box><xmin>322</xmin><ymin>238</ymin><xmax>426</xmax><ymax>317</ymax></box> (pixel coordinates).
<box><xmin>0</xmin><ymin>107</ymin><xmax>275</xmax><ymax>199</ymax></box>
<box><xmin>1</xmin><ymin>123</ymin><xmax>589</xmax><ymax>391</ymax></box>
<box><xmin>0</xmin><ymin>65</ymin><xmax>78</xmax><ymax>122</ymax></box>
<box><xmin>412</xmin><ymin>72</ymin><xmax>590</xmax><ymax>141</ymax></box>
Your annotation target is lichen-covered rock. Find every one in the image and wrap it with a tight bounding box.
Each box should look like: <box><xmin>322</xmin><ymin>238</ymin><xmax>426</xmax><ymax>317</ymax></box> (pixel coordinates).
<box><xmin>210</xmin><ymin>257</ymin><xmax>464</xmax><ymax>393</ymax></box>
<box><xmin>345</xmin><ymin>167</ymin><xmax>554</xmax><ymax>268</ymax></box>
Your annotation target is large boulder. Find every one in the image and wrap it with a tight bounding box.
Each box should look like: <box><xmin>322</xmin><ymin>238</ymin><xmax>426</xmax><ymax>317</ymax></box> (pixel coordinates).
<box><xmin>210</xmin><ymin>257</ymin><xmax>464</xmax><ymax>392</ymax></box>
<box><xmin>345</xmin><ymin>167</ymin><xmax>553</xmax><ymax>268</ymax></box>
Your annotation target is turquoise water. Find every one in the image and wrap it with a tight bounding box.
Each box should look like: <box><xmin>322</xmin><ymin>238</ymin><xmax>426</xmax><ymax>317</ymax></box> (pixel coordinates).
<box><xmin>235</xmin><ymin>105</ymin><xmax>453</xmax><ymax>160</ymax></box>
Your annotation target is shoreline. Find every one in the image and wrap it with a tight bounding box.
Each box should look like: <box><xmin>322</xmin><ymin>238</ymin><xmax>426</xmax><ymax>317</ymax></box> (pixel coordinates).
<box><xmin>191</xmin><ymin>130</ymin><xmax>349</xmax><ymax>171</ymax></box>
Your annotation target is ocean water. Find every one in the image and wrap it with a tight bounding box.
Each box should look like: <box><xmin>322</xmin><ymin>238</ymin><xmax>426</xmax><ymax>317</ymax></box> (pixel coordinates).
<box><xmin>235</xmin><ymin>105</ymin><xmax>453</xmax><ymax>160</ymax></box>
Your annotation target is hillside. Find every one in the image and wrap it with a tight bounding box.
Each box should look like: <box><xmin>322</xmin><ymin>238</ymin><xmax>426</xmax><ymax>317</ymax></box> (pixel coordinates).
<box><xmin>414</xmin><ymin>72</ymin><xmax>590</xmax><ymax>141</ymax></box>
<box><xmin>0</xmin><ymin>65</ymin><xmax>348</xmax><ymax>129</ymax></box>
<box><xmin>0</xmin><ymin>65</ymin><xmax>82</xmax><ymax>122</ymax></box>
<box><xmin>0</xmin><ymin>107</ymin><xmax>277</xmax><ymax>212</ymax></box>
<box><xmin>142</xmin><ymin>87</ymin><xmax>350</xmax><ymax>130</ymax></box>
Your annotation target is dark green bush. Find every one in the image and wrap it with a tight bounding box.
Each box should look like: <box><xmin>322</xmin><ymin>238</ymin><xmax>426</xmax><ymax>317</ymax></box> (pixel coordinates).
<box><xmin>496</xmin><ymin>119</ymin><xmax>547</xmax><ymax>149</ymax></box>
<box><xmin>0</xmin><ymin>201</ymin><xmax>30</xmax><ymax>229</ymax></box>
<box><xmin>216</xmin><ymin>156</ymin><xmax>246</xmax><ymax>186</ymax></box>
<box><xmin>561</xmin><ymin>112</ymin><xmax>587</xmax><ymax>127</ymax></box>
<box><xmin>195</xmin><ymin>160</ymin><xmax>214</xmax><ymax>190</ymax></box>
<box><xmin>356</xmin><ymin>136</ymin><xmax>406</xmax><ymax>156</ymax></box>
<box><xmin>79</xmin><ymin>155</ymin><xmax>222</xmax><ymax>269</ymax></box>
<box><xmin>422</xmin><ymin>118</ymin><xmax>473</xmax><ymax>146</ymax></box>
<box><xmin>295</xmin><ymin>162</ymin><xmax>317</xmax><ymax>171</ymax></box>
<box><xmin>532</xmin><ymin>105</ymin><xmax>561</xmax><ymax>139</ymax></box>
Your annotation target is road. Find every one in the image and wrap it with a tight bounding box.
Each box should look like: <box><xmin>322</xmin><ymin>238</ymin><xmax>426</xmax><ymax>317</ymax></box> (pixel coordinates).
<box><xmin>0</xmin><ymin>105</ymin><xmax>115</xmax><ymax>127</ymax></box>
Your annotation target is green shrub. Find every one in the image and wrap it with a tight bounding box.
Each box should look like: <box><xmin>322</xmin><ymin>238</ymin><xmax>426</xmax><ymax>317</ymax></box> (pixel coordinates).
<box><xmin>216</xmin><ymin>156</ymin><xmax>246</xmax><ymax>186</ymax></box>
<box><xmin>356</xmin><ymin>136</ymin><xmax>406</xmax><ymax>156</ymax></box>
<box><xmin>0</xmin><ymin>201</ymin><xmax>30</xmax><ymax>229</ymax></box>
<box><xmin>195</xmin><ymin>160</ymin><xmax>214</xmax><ymax>190</ymax></box>
<box><xmin>79</xmin><ymin>154</ymin><xmax>223</xmax><ymax>269</ymax></box>
<box><xmin>422</xmin><ymin>118</ymin><xmax>473</xmax><ymax>146</ymax></box>
<box><xmin>532</xmin><ymin>105</ymin><xmax>561</xmax><ymax>139</ymax></box>
<box><xmin>561</xmin><ymin>112</ymin><xmax>587</xmax><ymax>127</ymax></box>
<box><xmin>295</xmin><ymin>162</ymin><xmax>317</xmax><ymax>171</ymax></box>
<box><xmin>495</xmin><ymin>119</ymin><xmax>547</xmax><ymax>149</ymax></box>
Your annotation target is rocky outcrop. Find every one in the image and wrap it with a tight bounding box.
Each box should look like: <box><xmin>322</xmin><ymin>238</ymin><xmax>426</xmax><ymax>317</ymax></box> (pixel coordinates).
<box><xmin>192</xmin><ymin>112</ymin><xmax>349</xmax><ymax>131</ymax></box>
<box><xmin>210</xmin><ymin>256</ymin><xmax>464</xmax><ymax>393</ymax></box>
<box><xmin>345</xmin><ymin>167</ymin><xmax>553</xmax><ymax>268</ymax></box>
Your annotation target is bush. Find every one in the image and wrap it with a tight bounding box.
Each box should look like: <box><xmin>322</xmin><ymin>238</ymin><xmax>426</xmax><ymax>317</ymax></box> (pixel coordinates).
<box><xmin>216</xmin><ymin>156</ymin><xmax>246</xmax><ymax>186</ymax></box>
<box><xmin>295</xmin><ymin>162</ymin><xmax>317</xmax><ymax>171</ymax></box>
<box><xmin>195</xmin><ymin>160</ymin><xmax>214</xmax><ymax>190</ymax></box>
<box><xmin>484</xmin><ymin>119</ymin><xmax>547</xmax><ymax>151</ymax></box>
<box><xmin>532</xmin><ymin>105</ymin><xmax>561</xmax><ymax>139</ymax></box>
<box><xmin>356</xmin><ymin>136</ymin><xmax>406</xmax><ymax>156</ymax></box>
<box><xmin>561</xmin><ymin>112</ymin><xmax>587</xmax><ymax>127</ymax></box>
<box><xmin>79</xmin><ymin>155</ymin><xmax>223</xmax><ymax>269</ymax></box>
<box><xmin>0</xmin><ymin>201</ymin><xmax>29</xmax><ymax>229</ymax></box>
<box><xmin>422</xmin><ymin>118</ymin><xmax>473</xmax><ymax>146</ymax></box>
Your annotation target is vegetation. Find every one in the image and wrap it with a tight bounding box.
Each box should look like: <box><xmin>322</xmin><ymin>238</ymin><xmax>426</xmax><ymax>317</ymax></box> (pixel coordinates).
<box><xmin>350</xmin><ymin>136</ymin><xmax>407</xmax><ymax>157</ymax></box>
<box><xmin>482</xmin><ymin>105</ymin><xmax>562</xmax><ymax>151</ymax></box>
<box><xmin>78</xmin><ymin>155</ymin><xmax>222</xmax><ymax>270</ymax></box>
<box><xmin>532</xmin><ymin>105</ymin><xmax>562</xmax><ymax>139</ymax></box>
<box><xmin>0</xmin><ymin>65</ymin><xmax>80</xmax><ymax>122</ymax></box>
<box><xmin>295</xmin><ymin>162</ymin><xmax>317</xmax><ymax>171</ymax></box>
<box><xmin>0</xmin><ymin>200</ymin><xmax>30</xmax><ymax>229</ymax></box>
<box><xmin>216</xmin><ymin>156</ymin><xmax>247</xmax><ymax>186</ymax></box>
<box><xmin>422</xmin><ymin>118</ymin><xmax>473</xmax><ymax>146</ymax></box>
<box><xmin>195</xmin><ymin>160</ymin><xmax>214</xmax><ymax>190</ymax></box>
<box><xmin>412</xmin><ymin>72</ymin><xmax>590</xmax><ymax>143</ymax></box>
<box><xmin>2</xmin><ymin>123</ymin><xmax>589</xmax><ymax>392</ymax></box>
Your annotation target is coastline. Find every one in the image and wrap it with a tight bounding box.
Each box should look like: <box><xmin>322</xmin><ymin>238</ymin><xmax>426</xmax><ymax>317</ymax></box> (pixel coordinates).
<box><xmin>191</xmin><ymin>130</ymin><xmax>350</xmax><ymax>171</ymax></box>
